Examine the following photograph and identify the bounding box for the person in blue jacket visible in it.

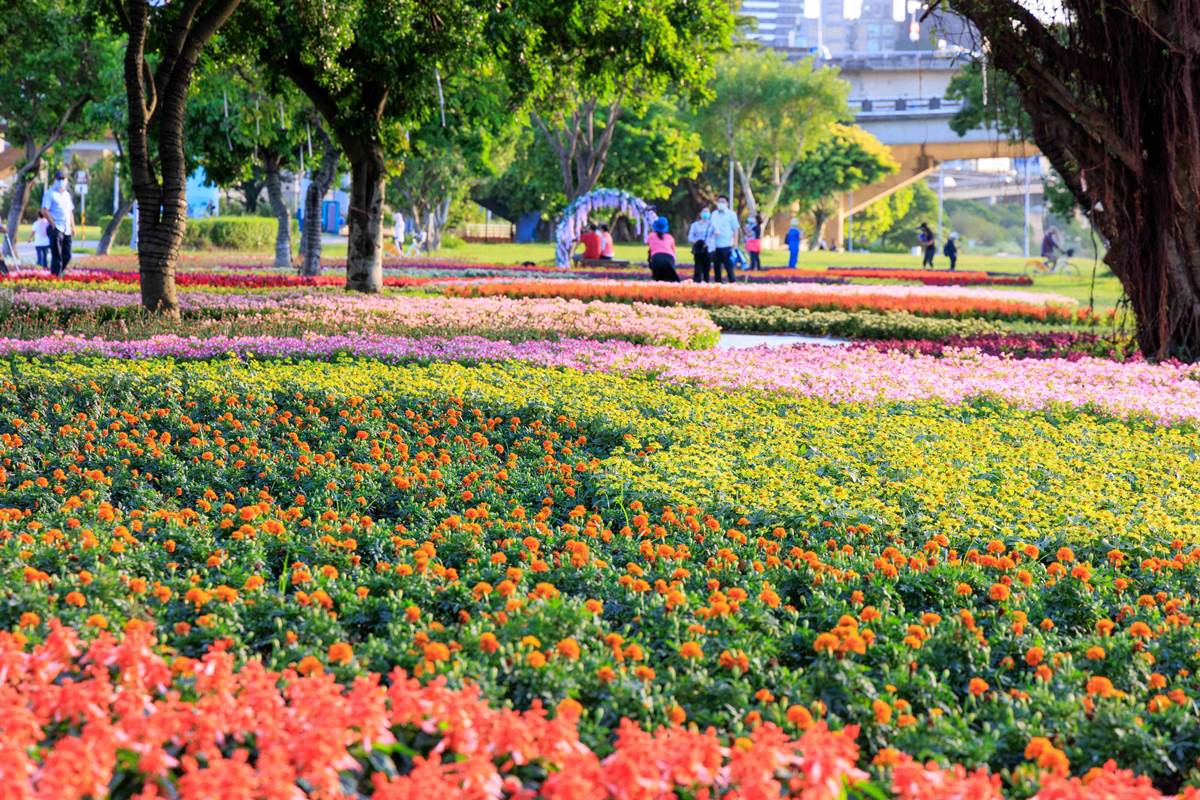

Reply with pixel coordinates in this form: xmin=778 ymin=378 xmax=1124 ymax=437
xmin=785 ymin=218 xmax=802 ymax=268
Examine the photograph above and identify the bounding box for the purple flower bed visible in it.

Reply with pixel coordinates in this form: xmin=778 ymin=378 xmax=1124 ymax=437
xmin=858 ymin=331 xmax=1139 ymax=362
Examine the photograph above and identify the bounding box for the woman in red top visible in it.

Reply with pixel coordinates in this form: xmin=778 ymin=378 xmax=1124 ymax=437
xmin=647 ymin=217 xmax=680 ymax=282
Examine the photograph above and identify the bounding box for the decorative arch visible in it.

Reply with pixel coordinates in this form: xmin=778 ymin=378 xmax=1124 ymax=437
xmin=555 ymin=188 xmax=658 ymax=267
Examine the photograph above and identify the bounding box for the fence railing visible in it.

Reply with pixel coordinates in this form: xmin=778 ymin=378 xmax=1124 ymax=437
xmin=853 ymin=97 xmax=963 ymax=115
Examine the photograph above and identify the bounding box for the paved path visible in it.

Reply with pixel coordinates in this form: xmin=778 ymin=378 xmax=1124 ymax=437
xmin=717 ymin=333 xmax=848 ymax=349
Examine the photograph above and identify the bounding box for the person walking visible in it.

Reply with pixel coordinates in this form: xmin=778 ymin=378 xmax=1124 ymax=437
xmin=392 ymin=212 xmax=407 ymax=254
xmin=745 ymin=213 xmax=763 ymax=271
xmin=30 ymin=209 xmax=51 ymax=269
xmin=687 ymin=209 xmax=713 ymax=282
xmin=42 ymin=171 xmax=75 ymax=276
xmin=709 ymin=195 xmax=739 ymax=283
xmin=647 ymin=217 xmax=680 ymax=282
xmin=599 ymin=224 xmax=615 ymax=260
xmin=917 ymin=222 xmax=936 ymax=269
xmin=785 ymin=218 xmax=802 ymax=269
xmin=943 ymin=231 xmax=958 ymax=271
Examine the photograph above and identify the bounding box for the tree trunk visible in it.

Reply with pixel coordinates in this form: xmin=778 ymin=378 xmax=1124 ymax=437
xmin=3 ymin=141 xmax=39 ymax=259
xmin=240 ymin=176 xmax=263 ymax=214
xmin=344 ymin=144 xmax=385 ymax=292
xmin=95 ymin=197 xmax=135 ymax=255
xmin=263 ymin=152 xmax=292 ymax=269
xmin=123 ymin=0 xmax=242 ymax=315
xmin=299 ymin=126 xmax=338 ymax=276
xmin=810 ymin=207 xmax=830 ymax=249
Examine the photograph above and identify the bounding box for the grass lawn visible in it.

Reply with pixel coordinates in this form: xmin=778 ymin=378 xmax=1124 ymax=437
xmin=422 ymin=241 xmax=1125 ymax=311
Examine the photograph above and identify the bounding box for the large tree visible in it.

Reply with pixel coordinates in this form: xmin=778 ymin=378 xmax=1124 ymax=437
xmin=785 ymin=123 xmax=898 ymax=246
xmin=244 ymin=1 xmax=489 ymax=291
xmin=943 ymin=0 xmax=1200 ymax=359
xmin=528 ymin=0 xmax=733 ymax=206
xmin=187 ymin=64 xmax=309 ymax=267
xmin=114 ymin=0 xmax=243 ymax=314
xmin=696 ymin=49 xmax=849 ymax=221
xmin=476 ymin=99 xmax=703 ymax=227
xmin=0 ymin=0 xmax=114 ymax=257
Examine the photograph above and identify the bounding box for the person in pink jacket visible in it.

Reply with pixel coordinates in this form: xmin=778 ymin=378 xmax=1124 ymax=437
xmin=647 ymin=217 xmax=680 ymax=282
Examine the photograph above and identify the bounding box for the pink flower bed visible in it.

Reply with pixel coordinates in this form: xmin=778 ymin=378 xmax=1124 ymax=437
xmin=7 ymin=333 xmax=1200 ymax=424
xmin=2 ymin=289 xmax=717 ymax=348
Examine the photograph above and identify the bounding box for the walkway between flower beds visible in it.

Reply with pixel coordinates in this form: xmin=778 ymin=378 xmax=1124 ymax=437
xmin=717 ymin=332 xmax=848 ymax=349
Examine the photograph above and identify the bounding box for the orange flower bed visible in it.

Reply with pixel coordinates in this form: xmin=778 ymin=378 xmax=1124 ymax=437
xmin=442 ymin=279 xmax=1080 ymax=323
xmin=3 ymin=623 xmax=1195 ymax=800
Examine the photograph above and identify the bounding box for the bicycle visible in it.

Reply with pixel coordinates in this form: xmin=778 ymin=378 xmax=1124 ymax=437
xmin=1025 ymin=247 xmax=1079 ymax=276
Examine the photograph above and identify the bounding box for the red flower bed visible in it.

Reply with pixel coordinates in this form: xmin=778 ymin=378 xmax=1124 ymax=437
xmin=443 ymin=279 xmax=1082 ymax=323
xmin=822 ymin=268 xmax=1033 ymax=286
xmin=3 ymin=623 xmax=1195 ymax=799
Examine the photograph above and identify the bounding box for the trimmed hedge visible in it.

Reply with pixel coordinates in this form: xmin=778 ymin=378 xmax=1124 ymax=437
xmin=112 ymin=216 xmax=297 ymax=250
xmin=708 ymin=304 xmax=1008 ymax=340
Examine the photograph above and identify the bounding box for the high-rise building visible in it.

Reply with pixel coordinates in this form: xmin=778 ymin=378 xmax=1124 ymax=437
xmin=742 ymin=0 xmax=968 ymax=56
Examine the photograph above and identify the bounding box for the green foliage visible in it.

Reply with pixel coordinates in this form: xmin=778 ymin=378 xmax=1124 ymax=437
xmin=851 ymin=186 xmax=914 ymax=245
xmin=0 ymin=0 xmax=119 ymax=220
xmin=694 ymin=50 xmax=851 ymax=217
xmin=708 ymin=305 xmax=1006 ymax=339
xmin=946 ymin=61 xmax=1030 ymax=140
xmin=114 ymin=216 xmax=297 ymax=250
xmin=786 ymin=124 xmax=898 ymax=209
xmin=881 ymin=182 xmax=939 ymax=249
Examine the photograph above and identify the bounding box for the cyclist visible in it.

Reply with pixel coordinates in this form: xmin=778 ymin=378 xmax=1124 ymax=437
xmin=1040 ymin=227 xmax=1060 ymax=270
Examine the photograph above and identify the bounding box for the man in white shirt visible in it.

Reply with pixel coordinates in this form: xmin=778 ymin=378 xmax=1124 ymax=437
xmin=708 ymin=194 xmax=739 ymax=283
xmin=41 ymin=171 xmax=75 ymax=276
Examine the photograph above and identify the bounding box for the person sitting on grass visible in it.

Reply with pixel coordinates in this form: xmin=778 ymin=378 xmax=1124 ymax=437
xmin=574 ymin=224 xmax=602 ymax=262
xmin=647 ymin=217 xmax=680 ymax=282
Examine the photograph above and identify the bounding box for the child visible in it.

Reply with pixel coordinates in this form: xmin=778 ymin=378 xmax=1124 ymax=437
xmin=31 ymin=209 xmax=51 ymax=268
xmin=943 ymin=232 xmax=958 ymax=271
xmin=647 ymin=217 xmax=680 ymax=282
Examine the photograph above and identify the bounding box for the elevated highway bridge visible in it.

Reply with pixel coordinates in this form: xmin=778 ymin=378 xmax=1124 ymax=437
xmin=773 ymin=49 xmax=1038 ymax=245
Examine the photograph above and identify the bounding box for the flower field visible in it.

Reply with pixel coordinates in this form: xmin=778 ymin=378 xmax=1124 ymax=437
xmin=2 ymin=267 xmax=1198 ymax=798
xmin=442 ymin=278 xmax=1086 ymax=323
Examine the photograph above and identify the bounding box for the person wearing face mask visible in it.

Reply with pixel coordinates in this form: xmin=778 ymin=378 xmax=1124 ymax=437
xmin=42 ymin=171 xmax=76 ymax=276
xmin=708 ymin=195 xmax=739 ymax=283
xmin=687 ymin=209 xmax=714 ymax=282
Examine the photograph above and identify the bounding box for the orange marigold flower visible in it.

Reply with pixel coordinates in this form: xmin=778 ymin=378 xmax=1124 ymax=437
xmin=813 ymin=633 xmax=839 ymax=653
xmin=786 ymin=704 xmax=814 ymax=730
xmin=556 ymin=697 xmax=583 ymax=719
xmin=1085 ymin=645 xmax=1106 ymax=660
xmin=1025 ymin=646 xmax=1044 ymax=667
xmin=526 ymin=651 xmax=547 ymax=668
xmin=678 ymin=641 xmax=704 ymax=659
xmin=596 ymin=666 xmax=617 ymax=683
xmin=1086 ymin=676 xmax=1117 ymax=697
xmin=423 ymin=642 xmax=450 ymax=663
xmin=988 ymin=583 xmax=1010 ymax=602
xmin=872 ymin=699 xmax=892 ymax=725
xmin=327 ymin=642 xmax=353 ymax=665
xmin=668 ymin=704 xmax=687 ymax=725
xmin=296 ymin=655 xmax=323 ymax=676
xmin=18 ymin=612 xmax=39 ymax=627
xmin=65 ymin=591 xmax=86 ymax=607
xmin=1128 ymin=621 xmax=1152 ymax=638
xmin=556 ymin=638 xmax=581 ymax=660
xmin=968 ymin=677 xmax=989 ymax=696
xmin=478 ymin=632 xmax=500 ymax=654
